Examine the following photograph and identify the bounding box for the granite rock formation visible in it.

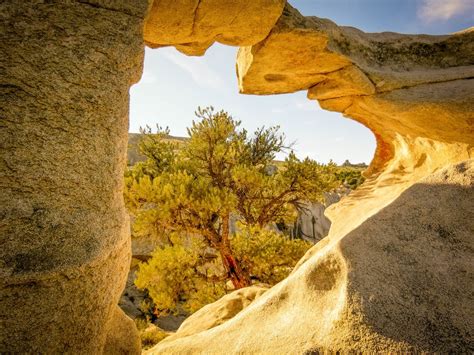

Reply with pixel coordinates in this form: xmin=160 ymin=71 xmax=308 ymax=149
xmin=1 ymin=1 xmax=473 ymax=353
xmin=148 ymin=3 xmax=474 ymax=354
xmin=154 ymin=161 xmax=474 ymax=353
xmin=153 ymin=285 xmax=268 ymax=348
xmin=296 ymin=191 xmax=346 ymax=244
xmin=144 ymin=0 xmax=286 ymax=55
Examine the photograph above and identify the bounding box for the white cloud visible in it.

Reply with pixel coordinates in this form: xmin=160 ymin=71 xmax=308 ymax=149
xmin=417 ymin=0 xmax=474 ymax=23
xmin=161 ymin=49 xmax=224 ymax=89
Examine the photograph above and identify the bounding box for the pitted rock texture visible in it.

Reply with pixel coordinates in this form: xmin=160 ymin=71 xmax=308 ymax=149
xmin=147 ymin=2 xmax=474 ymax=354
xmin=144 ymin=0 xmax=286 ymax=55
xmin=0 ymin=1 xmax=149 ymax=353
xmin=238 ymin=4 xmax=474 ymax=95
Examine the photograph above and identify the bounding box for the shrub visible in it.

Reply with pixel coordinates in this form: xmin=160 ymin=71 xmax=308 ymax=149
xmin=135 ymin=226 xmax=311 ymax=314
xmin=135 ymin=238 xmax=226 ymax=314
xmin=232 ymin=225 xmax=311 ymax=284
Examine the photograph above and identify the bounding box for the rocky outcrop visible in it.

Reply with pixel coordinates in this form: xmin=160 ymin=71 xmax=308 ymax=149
xmin=296 ymin=191 xmax=347 ymax=244
xmin=238 ymin=3 xmax=473 ymax=177
xmin=0 ymin=1 xmax=149 ymax=353
xmin=154 ymin=161 xmax=474 ymax=353
xmin=147 ymin=2 xmax=474 ymax=354
xmin=144 ymin=0 xmax=286 ymax=55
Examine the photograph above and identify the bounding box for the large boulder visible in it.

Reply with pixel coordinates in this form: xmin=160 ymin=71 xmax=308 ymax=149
xmin=152 ymin=161 xmax=474 ymax=353
xmin=150 ymin=285 xmax=268 ymax=350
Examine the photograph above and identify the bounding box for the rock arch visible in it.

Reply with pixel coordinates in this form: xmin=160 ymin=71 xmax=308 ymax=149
xmin=1 ymin=1 xmax=472 ymax=353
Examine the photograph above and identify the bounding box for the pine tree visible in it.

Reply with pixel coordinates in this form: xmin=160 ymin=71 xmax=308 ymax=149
xmin=125 ymin=107 xmax=338 ymax=289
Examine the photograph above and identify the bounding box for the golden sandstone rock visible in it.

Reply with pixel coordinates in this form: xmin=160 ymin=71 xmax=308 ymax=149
xmin=155 ymin=285 xmax=268 ymax=346
xmin=1 ymin=0 xmax=473 ymax=353
xmin=144 ymin=0 xmax=286 ymax=55
xmin=148 ymin=3 xmax=474 ymax=354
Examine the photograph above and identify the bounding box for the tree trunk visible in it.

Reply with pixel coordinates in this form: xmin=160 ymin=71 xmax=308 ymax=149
xmin=219 ymin=213 xmax=251 ymax=289
xmin=219 ymin=246 xmax=251 ymax=289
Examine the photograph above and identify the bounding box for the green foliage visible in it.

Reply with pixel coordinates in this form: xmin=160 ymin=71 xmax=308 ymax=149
xmin=126 ymin=125 xmax=177 ymax=181
xmin=134 ymin=317 xmax=152 ymax=332
xmin=126 ymin=106 xmax=342 ymax=313
xmin=135 ymin=318 xmax=169 ymax=349
xmin=125 ymin=107 xmax=339 ymax=241
xmin=135 ymin=237 xmax=226 ymax=314
xmin=124 ymin=125 xmax=180 ymax=243
xmin=140 ymin=328 xmax=168 ymax=350
xmin=334 ymin=166 xmax=365 ymax=189
xmin=231 ymin=225 xmax=311 ymax=284
xmin=135 ymin=228 xmax=311 ymax=314
xmin=135 ymin=318 xmax=169 ymax=350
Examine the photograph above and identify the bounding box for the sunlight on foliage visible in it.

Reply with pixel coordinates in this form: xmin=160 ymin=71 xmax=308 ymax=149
xmin=134 ymin=319 xmax=169 ymax=350
xmin=135 ymin=237 xmax=226 ymax=314
xmin=135 ymin=229 xmax=311 ymax=314
xmin=231 ymin=225 xmax=311 ymax=284
xmin=126 ymin=106 xmax=364 ymax=315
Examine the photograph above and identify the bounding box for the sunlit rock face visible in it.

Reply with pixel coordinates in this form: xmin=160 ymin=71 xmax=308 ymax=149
xmin=0 ymin=1 xmax=149 ymax=353
xmin=144 ymin=0 xmax=286 ymax=55
xmin=238 ymin=3 xmax=473 ymax=177
xmin=1 ymin=0 xmax=472 ymax=353
xmin=155 ymin=285 xmax=268 ymax=347
xmin=148 ymin=2 xmax=474 ymax=354
xmin=154 ymin=162 xmax=474 ymax=354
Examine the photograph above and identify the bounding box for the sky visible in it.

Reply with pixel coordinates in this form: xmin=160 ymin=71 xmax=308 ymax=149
xmin=129 ymin=0 xmax=473 ymax=164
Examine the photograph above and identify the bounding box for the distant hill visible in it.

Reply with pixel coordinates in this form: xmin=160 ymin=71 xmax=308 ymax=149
xmin=127 ymin=133 xmax=187 ymax=166
xmin=341 ymin=159 xmax=368 ymax=169
xmin=127 ymin=133 xmax=368 ymax=168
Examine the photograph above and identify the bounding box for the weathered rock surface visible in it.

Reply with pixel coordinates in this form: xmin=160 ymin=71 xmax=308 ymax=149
xmin=148 ymin=2 xmax=474 ymax=354
xmin=0 ymin=1 xmax=149 ymax=353
xmin=104 ymin=306 xmax=141 ymax=355
xmin=153 ymin=161 xmax=474 ymax=353
xmin=296 ymin=191 xmax=347 ymax=244
xmin=144 ymin=0 xmax=286 ymax=55
xmin=238 ymin=4 xmax=474 ymax=96
xmin=2 ymin=0 xmax=473 ymax=353
xmin=149 ymin=285 xmax=268 ymax=350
